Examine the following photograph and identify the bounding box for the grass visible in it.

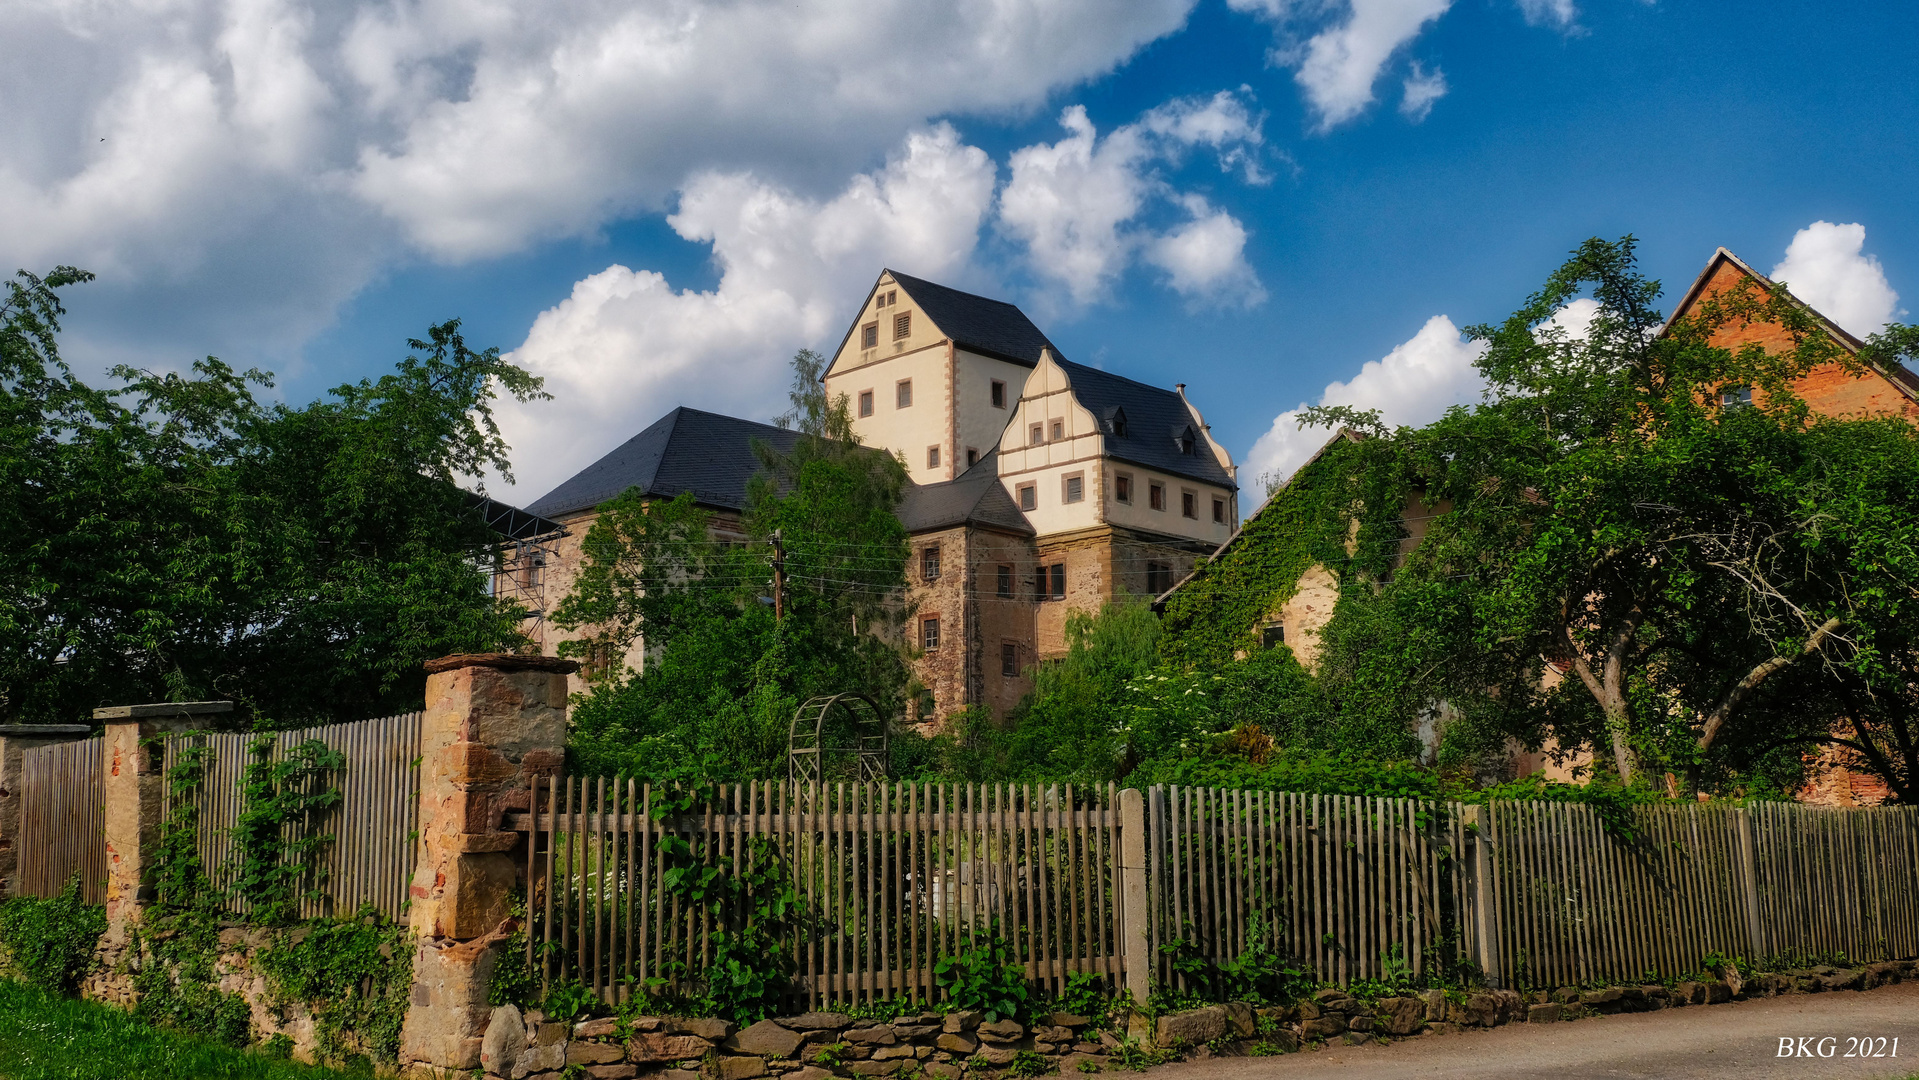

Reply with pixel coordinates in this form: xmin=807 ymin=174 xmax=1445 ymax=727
xmin=0 ymin=980 xmax=363 ymax=1080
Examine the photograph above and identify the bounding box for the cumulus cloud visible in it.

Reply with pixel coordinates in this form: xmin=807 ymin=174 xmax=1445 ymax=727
xmin=998 ymin=93 xmax=1265 ymax=305
xmin=1228 ymin=0 xmax=1451 ymax=130
xmin=1770 ymin=221 xmax=1904 ymax=339
xmin=0 ymin=0 xmax=1197 ymax=374
xmin=1399 ymin=61 xmax=1447 ymax=122
xmin=1515 ymin=0 xmax=1580 ymax=30
xmin=1244 ymin=314 xmax=1486 ymax=488
xmin=494 ymin=125 xmax=997 ymax=499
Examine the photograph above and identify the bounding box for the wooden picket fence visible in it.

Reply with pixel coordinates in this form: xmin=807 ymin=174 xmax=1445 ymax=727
xmin=515 ymin=779 xmax=1919 ymax=1007
xmin=15 ymin=738 xmax=106 ymax=903
xmin=160 ymin=713 xmax=423 ymax=920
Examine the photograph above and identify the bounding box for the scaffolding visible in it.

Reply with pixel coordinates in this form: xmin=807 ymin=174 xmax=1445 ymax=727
xmin=471 ymin=494 xmax=570 ymax=641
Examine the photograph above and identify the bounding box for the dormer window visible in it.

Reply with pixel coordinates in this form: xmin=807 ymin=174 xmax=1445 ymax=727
xmin=1102 ymin=406 xmax=1127 ymax=437
xmin=1177 ymin=428 xmax=1196 ymax=455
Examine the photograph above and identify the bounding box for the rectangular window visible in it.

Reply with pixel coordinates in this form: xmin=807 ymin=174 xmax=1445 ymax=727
xmin=927 ymin=446 xmax=941 ymax=469
xmin=991 ymin=380 xmax=1006 ymax=408
xmin=1146 ymin=561 xmax=1171 ymax=595
xmin=1048 ymin=563 xmax=1066 ymax=600
xmin=1063 ymin=474 xmax=1083 ymax=503
xmin=1017 ymin=483 xmax=1037 ymax=511
xmin=1001 ymin=642 xmax=1018 ymax=678
xmin=996 ymin=564 xmax=1013 ymax=598
xmin=1721 ymin=385 xmax=1754 ymax=409
xmin=887 ymin=289 xmax=897 ymax=306
xmin=966 ymin=447 xmax=979 ymax=467
xmin=861 ymin=323 xmax=878 ymax=349
xmin=921 ymin=545 xmax=941 ymax=581
xmin=897 ymin=380 xmax=912 ymax=408
xmin=1050 ymin=420 xmax=1064 ymax=441
xmin=1115 ymin=474 xmax=1132 ymax=503
xmin=1261 ymin=624 xmax=1285 ymax=649
xmin=1029 ymin=423 xmax=1044 ymax=446
xmin=1182 ymin=491 xmax=1197 ymax=519
xmin=858 ymin=390 xmax=873 ymax=417
xmin=894 ymin=312 xmax=911 ymax=339
xmin=1213 ymin=497 xmax=1226 ymax=523
xmin=922 ymin=616 xmax=940 ymax=651
xmin=1149 ymin=482 xmax=1165 ymax=511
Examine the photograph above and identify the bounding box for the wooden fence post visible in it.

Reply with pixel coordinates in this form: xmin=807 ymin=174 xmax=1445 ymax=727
xmin=1117 ymin=786 xmax=1152 ymax=1006
xmin=1734 ymin=807 xmax=1766 ymax=961
xmin=1465 ymin=804 xmax=1502 ymax=988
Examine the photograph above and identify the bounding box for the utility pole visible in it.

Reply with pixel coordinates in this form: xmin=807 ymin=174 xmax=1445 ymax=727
xmin=770 ymin=529 xmax=785 ymax=622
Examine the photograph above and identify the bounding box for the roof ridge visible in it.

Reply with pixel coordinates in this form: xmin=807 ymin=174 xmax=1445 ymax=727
xmin=1056 ymin=356 xmax=1183 ymax=397
xmin=885 ymin=268 xmax=1028 ymax=311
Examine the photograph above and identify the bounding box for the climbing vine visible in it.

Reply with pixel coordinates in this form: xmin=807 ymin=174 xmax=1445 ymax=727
xmin=255 ymin=908 xmax=414 ymax=1068
xmin=231 ymin=736 xmax=345 ymax=925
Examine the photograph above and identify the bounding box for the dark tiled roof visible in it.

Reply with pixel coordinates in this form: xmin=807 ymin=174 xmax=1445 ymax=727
xmin=525 ymin=407 xmax=799 ymax=518
xmin=885 ymin=270 xmax=1060 ymax=367
xmin=1058 ymin=359 xmax=1236 ymax=490
xmin=897 ymin=453 xmax=1034 ymax=536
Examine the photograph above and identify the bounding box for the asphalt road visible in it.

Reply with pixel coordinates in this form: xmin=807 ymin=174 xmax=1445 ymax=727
xmin=1149 ymin=982 xmax=1919 ymax=1080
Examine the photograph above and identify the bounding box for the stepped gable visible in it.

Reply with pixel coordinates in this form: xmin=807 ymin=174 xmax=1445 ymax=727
xmin=526 ymin=406 xmax=800 ymax=518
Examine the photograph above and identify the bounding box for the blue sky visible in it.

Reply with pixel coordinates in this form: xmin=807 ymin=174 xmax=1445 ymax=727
xmin=7 ymin=0 xmax=1916 ymax=501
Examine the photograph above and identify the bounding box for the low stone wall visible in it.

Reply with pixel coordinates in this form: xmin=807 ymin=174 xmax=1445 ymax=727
xmin=477 ymin=959 xmax=1919 ymax=1080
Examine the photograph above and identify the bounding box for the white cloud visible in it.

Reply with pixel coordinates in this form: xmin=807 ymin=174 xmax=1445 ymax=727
xmin=1145 ymin=195 xmax=1266 ymax=307
xmin=998 ymin=93 xmax=1265 ymax=305
xmin=1244 ymin=314 xmax=1485 ymax=486
xmin=1770 ymin=221 xmax=1903 ymax=339
xmin=0 ymin=0 xmax=1198 ymax=374
xmin=494 ymin=125 xmax=997 ymax=498
xmin=1296 ymin=0 xmax=1452 ymax=130
xmin=1515 ymin=0 xmax=1580 ymax=30
xmin=1399 ymin=61 xmax=1447 ymax=122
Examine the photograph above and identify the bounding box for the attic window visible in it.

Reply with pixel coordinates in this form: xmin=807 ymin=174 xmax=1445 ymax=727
xmin=1050 ymin=420 xmax=1064 ymax=441
xmin=1721 ymin=385 xmax=1754 ymax=410
xmin=894 ymin=312 xmax=911 ymax=340
xmin=861 ymin=323 xmax=878 ymax=349
xmin=1112 ymin=411 xmax=1127 ymax=437
xmin=875 ymin=289 xmax=896 ymax=310
xmin=1029 ymin=423 xmax=1044 ymax=446
xmin=1178 ymin=430 xmax=1196 ymax=455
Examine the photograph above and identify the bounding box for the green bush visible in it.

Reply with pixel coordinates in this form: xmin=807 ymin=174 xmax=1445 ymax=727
xmin=934 ymin=929 xmax=1029 ymax=1022
xmin=0 ymin=878 xmax=105 ymax=994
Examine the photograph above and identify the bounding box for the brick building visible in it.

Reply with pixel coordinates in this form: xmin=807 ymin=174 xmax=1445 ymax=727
xmin=507 ymin=270 xmax=1239 ymax=722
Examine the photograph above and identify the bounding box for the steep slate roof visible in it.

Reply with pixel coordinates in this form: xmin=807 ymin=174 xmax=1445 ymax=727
xmin=1058 ymin=358 xmax=1237 ymax=490
xmin=832 ymin=270 xmax=1062 ymax=369
xmin=1666 ymin=247 xmax=1919 ymax=403
xmin=526 ymin=406 xmax=800 ymax=518
xmin=897 ymin=453 xmax=1034 ymax=536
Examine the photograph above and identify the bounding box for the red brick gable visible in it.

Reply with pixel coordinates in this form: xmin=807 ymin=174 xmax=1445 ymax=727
xmin=1665 ymin=248 xmax=1919 ymax=424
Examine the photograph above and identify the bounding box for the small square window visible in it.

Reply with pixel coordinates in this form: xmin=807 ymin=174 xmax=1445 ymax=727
xmin=1182 ymin=491 xmax=1197 ymax=519
xmin=922 ymin=616 xmax=940 ymax=651
xmin=1001 ymin=642 xmax=1018 ymax=678
xmin=875 ymin=295 xmax=885 ymax=311
xmin=887 ymin=289 xmax=897 ymax=306
xmin=966 ymin=447 xmax=979 ymax=467
xmin=991 ymin=380 xmax=1006 ymax=408
xmin=1213 ymin=498 xmax=1226 ymax=523
xmin=894 ymin=312 xmax=911 ymax=339
xmin=861 ymin=323 xmax=878 ymax=349
xmin=1149 ymin=483 xmax=1165 ymax=511
xmin=927 ymin=446 xmax=941 ymax=469
xmin=897 ymin=380 xmax=913 ymax=408
xmin=1017 ymin=484 xmax=1037 ymax=511
xmin=1063 ymin=475 xmax=1083 ymax=503
xmin=858 ymin=390 xmax=873 ymax=417
xmin=1050 ymin=420 xmax=1064 ymax=441
xmin=996 ymin=564 xmax=1013 ymax=598
xmin=1048 ymin=564 xmax=1065 ymax=600
xmin=1115 ymin=474 xmax=1132 ymax=503
xmin=922 ymin=545 xmax=941 ymax=581
xmin=1029 ymin=424 xmax=1044 ymax=446
xmin=1261 ymin=624 xmax=1285 ymax=649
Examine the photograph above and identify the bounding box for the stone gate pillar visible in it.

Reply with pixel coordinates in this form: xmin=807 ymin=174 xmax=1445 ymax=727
xmin=95 ymin=701 xmax=232 ymax=943
xmin=0 ymin=724 xmax=93 ymax=897
xmin=401 ymin=653 xmax=573 ymax=1075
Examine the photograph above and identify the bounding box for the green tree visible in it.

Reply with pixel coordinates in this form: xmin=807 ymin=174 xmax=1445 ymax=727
xmin=0 ymin=267 xmax=543 ymax=725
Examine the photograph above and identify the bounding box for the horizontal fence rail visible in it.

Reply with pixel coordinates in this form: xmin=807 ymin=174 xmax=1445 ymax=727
xmin=16 ymin=737 xmax=106 ymax=904
xmin=517 ymin=780 xmax=1919 ymax=1008
xmin=161 ymin=713 xmax=423 ymax=920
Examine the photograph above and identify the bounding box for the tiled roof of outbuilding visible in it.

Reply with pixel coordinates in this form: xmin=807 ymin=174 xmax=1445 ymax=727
xmin=897 ymin=453 xmax=1034 ymax=536
xmin=525 ymin=407 xmax=800 ymax=518
xmin=1058 ymin=359 xmax=1236 ymax=490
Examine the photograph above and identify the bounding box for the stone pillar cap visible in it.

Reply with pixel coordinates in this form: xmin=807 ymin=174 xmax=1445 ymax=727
xmin=423 ymin=653 xmax=580 ymax=675
xmin=92 ymin=701 xmax=233 ymax=720
xmin=0 ymin=724 xmax=94 ymax=737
